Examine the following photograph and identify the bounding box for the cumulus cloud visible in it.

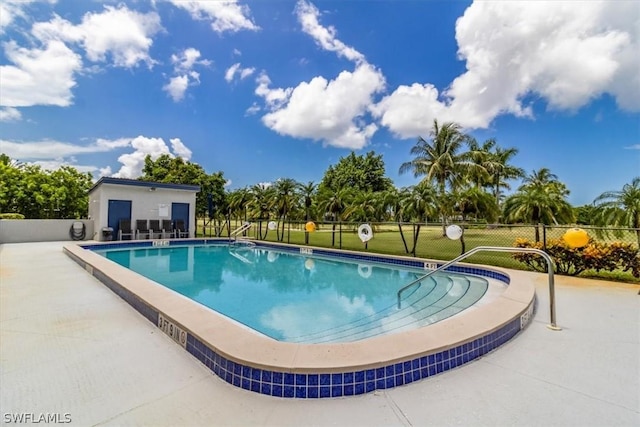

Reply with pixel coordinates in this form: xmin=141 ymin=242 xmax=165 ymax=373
xmin=112 ymin=136 xmax=193 ymax=178
xmin=295 ymin=0 xmax=364 ymax=63
xmin=1 ymin=135 xmax=193 ymax=179
xmin=224 ymin=62 xmax=255 ymax=83
xmin=163 ymin=48 xmax=210 ymax=101
xmin=0 ymin=0 xmax=57 ymax=34
xmin=169 ymin=0 xmax=259 ymax=33
xmin=373 ymin=1 xmax=640 ymax=138
xmin=32 ymin=5 xmax=163 ymax=68
xmin=254 ymin=0 xmax=385 ymax=149
xmin=0 ymin=40 xmax=82 ymax=108
xmin=163 ymin=75 xmax=190 ymax=102
xmin=0 ymin=107 xmax=22 ymax=122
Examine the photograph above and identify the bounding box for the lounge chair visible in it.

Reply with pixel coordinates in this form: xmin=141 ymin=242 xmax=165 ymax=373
xmin=149 ymin=219 xmax=161 ymax=239
xmin=174 ymin=219 xmax=189 ymax=238
xmin=136 ymin=219 xmax=150 ymax=240
xmin=118 ymin=219 xmax=134 ymax=240
xmin=161 ymin=219 xmax=174 ymax=239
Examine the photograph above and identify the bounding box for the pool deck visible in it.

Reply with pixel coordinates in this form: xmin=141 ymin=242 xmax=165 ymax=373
xmin=1 ymin=241 xmax=638 ymax=426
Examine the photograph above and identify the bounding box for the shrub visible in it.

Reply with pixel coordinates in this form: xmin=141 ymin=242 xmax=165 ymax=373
xmin=513 ymin=238 xmax=639 ymax=278
xmin=0 ymin=213 xmax=25 ymax=219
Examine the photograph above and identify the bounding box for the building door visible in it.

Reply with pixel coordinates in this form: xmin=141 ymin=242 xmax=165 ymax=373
xmin=108 ymin=200 xmax=132 ymax=238
xmin=171 ymin=202 xmax=190 ymax=234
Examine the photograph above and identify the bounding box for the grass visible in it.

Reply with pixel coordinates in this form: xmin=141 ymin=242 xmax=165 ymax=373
xmin=196 ymin=219 xmax=639 ymax=284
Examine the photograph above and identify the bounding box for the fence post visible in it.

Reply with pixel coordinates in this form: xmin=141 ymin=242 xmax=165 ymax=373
xmin=542 ymin=224 xmax=547 ymax=250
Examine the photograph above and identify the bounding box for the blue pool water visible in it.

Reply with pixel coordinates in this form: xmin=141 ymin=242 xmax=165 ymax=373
xmin=96 ymin=244 xmax=489 ymax=343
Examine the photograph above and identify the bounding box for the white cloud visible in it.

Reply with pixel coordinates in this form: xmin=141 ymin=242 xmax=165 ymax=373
xmin=624 ymin=144 xmax=640 ymax=150
xmin=170 ymin=138 xmax=192 ymax=160
xmin=255 ymin=2 xmax=384 ymax=150
xmin=171 ymin=47 xmax=211 ymax=72
xmin=295 ymin=0 xmax=364 ymax=63
xmin=164 ymin=48 xmax=210 ymax=102
xmin=0 ymin=107 xmax=22 ymax=122
xmin=32 ymin=5 xmax=163 ymax=68
xmin=169 ymin=0 xmax=259 ymax=33
xmin=112 ymin=136 xmax=193 ymax=178
xmin=0 ymin=0 xmax=57 ymax=34
xmin=259 ymin=64 xmax=384 ymax=149
xmin=373 ymin=1 xmax=640 ymax=138
xmin=225 ymin=62 xmax=255 ymax=83
xmin=1 ymin=135 xmax=193 ymax=179
xmin=163 ymin=75 xmax=190 ymax=102
xmin=0 ymin=138 xmax=112 ymax=159
xmin=0 ymin=40 xmax=82 ymax=107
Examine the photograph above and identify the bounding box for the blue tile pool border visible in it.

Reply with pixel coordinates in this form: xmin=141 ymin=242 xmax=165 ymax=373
xmin=68 ymin=239 xmax=535 ymax=399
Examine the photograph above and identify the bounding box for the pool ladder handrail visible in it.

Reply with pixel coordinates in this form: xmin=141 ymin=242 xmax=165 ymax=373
xmin=229 ymin=222 xmax=252 ymax=241
xmin=396 ymin=246 xmax=560 ymax=331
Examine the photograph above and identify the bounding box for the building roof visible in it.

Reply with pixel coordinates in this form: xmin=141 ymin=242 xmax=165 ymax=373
xmin=88 ymin=177 xmax=200 ymax=194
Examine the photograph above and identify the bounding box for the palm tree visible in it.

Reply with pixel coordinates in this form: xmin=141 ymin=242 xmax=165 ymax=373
xmin=228 ymin=187 xmax=251 ymax=225
xmin=248 ymin=183 xmax=274 ymax=239
xmin=399 ymin=119 xmax=470 ymax=235
xmin=593 ymin=177 xmax=640 ymax=245
xmin=401 ymin=183 xmax=438 ymax=255
xmin=297 ymin=181 xmax=317 ymax=221
xmin=487 ymin=145 xmax=525 ymax=208
xmin=503 ymin=168 xmax=574 ymax=241
xmin=381 ymin=187 xmax=411 ymax=253
xmin=273 ymin=178 xmax=299 ymax=241
xmin=343 ymin=191 xmax=380 ymax=222
xmin=453 ymin=185 xmax=500 ymax=223
xmin=317 ymin=187 xmax=353 ymax=246
xmin=466 ymin=137 xmax=495 ymax=188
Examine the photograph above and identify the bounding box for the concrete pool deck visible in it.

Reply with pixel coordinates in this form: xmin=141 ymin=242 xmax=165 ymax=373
xmin=1 ymin=241 xmax=638 ymax=426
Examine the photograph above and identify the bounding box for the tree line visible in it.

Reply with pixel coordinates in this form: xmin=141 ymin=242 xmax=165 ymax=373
xmin=1 ymin=120 xmax=638 ymax=242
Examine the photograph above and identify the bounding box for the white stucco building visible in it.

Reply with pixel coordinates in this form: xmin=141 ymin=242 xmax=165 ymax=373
xmin=88 ymin=178 xmax=200 ymax=241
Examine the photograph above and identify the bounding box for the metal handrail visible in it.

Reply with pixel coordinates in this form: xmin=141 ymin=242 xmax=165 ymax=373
xmin=229 ymin=222 xmax=252 ymax=240
xmin=396 ymin=246 xmax=560 ymax=331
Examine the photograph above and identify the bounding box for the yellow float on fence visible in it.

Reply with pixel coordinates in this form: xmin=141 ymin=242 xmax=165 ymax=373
xmin=305 ymin=221 xmax=316 ymax=232
xmin=563 ymin=228 xmax=589 ymax=248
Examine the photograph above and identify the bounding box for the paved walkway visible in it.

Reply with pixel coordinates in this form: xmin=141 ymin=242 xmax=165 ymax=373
xmin=1 ymin=242 xmax=638 ymax=426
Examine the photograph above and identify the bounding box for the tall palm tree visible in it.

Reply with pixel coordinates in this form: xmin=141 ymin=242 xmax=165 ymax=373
xmin=401 ymin=183 xmax=438 ymax=255
xmin=273 ymin=178 xmax=299 ymax=241
xmin=228 ymin=187 xmax=251 ymax=224
xmin=503 ymin=168 xmax=574 ymax=241
xmin=593 ymin=177 xmax=640 ymax=245
xmin=466 ymin=137 xmax=495 ymax=189
xmin=343 ymin=191 xmax=380 ymax=222
xmin=297 ymin=181 xmax=317 ymax=221
xmin=317 ymin=187 xmax=353 ymax=246
xmin=399 ymin=119 xmax=470 ymax=235
xmin=381 ymin=187 xmax=411 ymax=253
xmin=248 ymin=183 xmax=275 ymax=239
xmin=453 ymin=185 xmax=500 ymax=223
xmin=487 ymin=145 xmax=525 ymax=207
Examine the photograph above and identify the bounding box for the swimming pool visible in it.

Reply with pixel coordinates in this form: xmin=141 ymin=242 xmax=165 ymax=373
xmin=94 ymin=245 xmax=491 ymax=343
xmin=64 ymin=239 xmax=535 ymax=398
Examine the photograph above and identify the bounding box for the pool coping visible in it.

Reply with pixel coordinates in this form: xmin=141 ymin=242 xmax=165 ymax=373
xmin=63 ymin=239 xmax=535 ymax=398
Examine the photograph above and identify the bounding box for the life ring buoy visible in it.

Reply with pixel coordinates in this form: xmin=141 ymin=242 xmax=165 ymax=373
xmin=267 ymin=221 xmax=277 ymax=231
xmin=358 ymin=264 xmax=372 ymax=279
xmin=357 ymin=224 xmax=373 ymax=243
xmin=305 ymin=221 xmax=316 ymax=232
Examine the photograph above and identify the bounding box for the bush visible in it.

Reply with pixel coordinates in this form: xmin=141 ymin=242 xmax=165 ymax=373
xmin=513 ymin=238 xmax=639 ymax=278
xmin=0 ymin=213 xmax=25 ymax=219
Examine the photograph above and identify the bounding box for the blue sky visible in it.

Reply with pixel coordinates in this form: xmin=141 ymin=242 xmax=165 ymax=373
xmin=1 ymin=0 xmax=638 ymax=206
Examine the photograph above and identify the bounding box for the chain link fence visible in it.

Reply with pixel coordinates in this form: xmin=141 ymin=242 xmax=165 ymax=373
xmin=199 ymin=219 xmax=639 ymax=281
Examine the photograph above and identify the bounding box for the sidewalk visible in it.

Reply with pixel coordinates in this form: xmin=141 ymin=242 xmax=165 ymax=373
xmin=1 ymin=242 xmax=638 ymax=426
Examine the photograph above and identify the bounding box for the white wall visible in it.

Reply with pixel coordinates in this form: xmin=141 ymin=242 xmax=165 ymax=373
xmin=0 ymin=220 xmax=94 ymax=243
xmin=89 ymin=183 xmax=197 ymax=240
